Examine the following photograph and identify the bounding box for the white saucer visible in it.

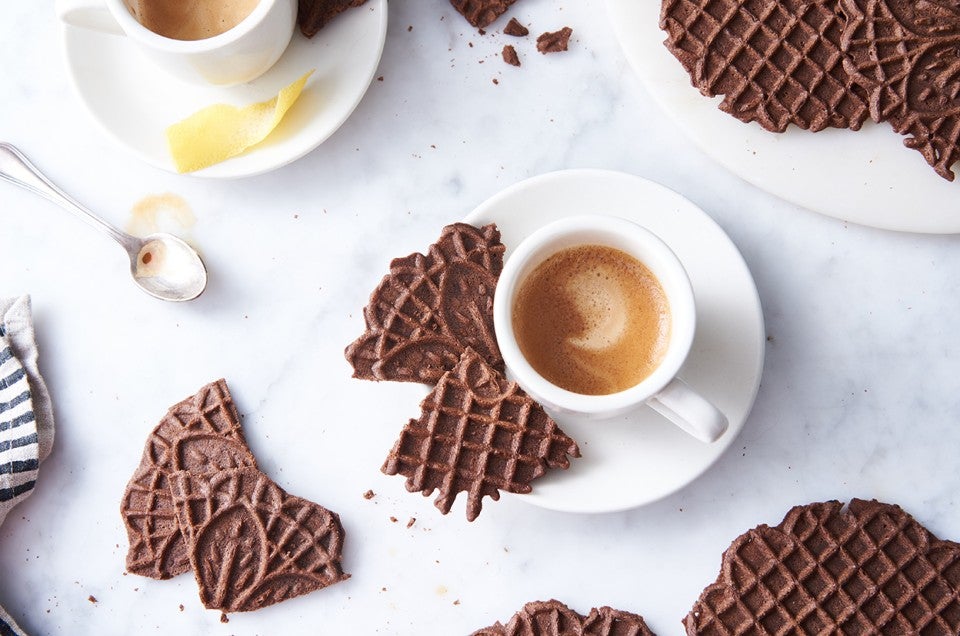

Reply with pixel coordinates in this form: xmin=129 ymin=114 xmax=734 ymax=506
xmin=606 ymin=0 xmax=960 ymax=234
xmin=61 ymin=1 xmax=387 ymax=178
xmin=464 ymin=170 xmax=765 ymax=514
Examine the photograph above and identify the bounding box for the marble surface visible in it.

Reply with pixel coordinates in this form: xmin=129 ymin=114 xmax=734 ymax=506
xmin=1 ymin=1 xmax=959 ymax=635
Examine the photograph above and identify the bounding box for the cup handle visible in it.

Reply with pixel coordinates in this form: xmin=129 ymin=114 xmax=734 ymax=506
xmin=56 ymin=0 xmax=125 ymax=35
xmin=646 ymin=377 xmax=728 ymax=443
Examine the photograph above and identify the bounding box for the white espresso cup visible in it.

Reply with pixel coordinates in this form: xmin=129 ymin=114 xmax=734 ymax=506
xmin=56 ymin=0 xmax=297 ymax=86
xmin=493 ymin=215 xmax=728 ymax=443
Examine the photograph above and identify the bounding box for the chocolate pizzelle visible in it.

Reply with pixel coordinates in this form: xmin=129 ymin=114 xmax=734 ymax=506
xmin=345 ymin=222 xmax=505 ymax=385
xmin=382 ymin=348 xmax=580 ymax=521
xmin=660 ymin=0 xmax=869 ymax=132
xmin=121 ymin=379 xmax=256 ymax=580
xmin=840 ymin=0 xmax=960 ymax=180
xmin=170 ymin=467 xmax=348 ymax=613
xmin=685 ymin=499 xmax=960 ymax=634
xmin=297 ymin=0 xmax=368 ymax=38
xmin=472 ymin=599 xmax=656 ymax=636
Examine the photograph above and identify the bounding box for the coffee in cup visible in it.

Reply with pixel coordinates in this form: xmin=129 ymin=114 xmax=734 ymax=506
xmin=493 ymin=215 xmax=728 ymax=443
xmin=512 ymin=244 xmax=670 ymax=396
xmin=123 ymin=0 xmax=260 ymax=40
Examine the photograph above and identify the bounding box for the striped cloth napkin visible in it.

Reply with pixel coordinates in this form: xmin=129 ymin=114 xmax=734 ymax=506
xmin=0 ymin=296 xmax=55 ymax=636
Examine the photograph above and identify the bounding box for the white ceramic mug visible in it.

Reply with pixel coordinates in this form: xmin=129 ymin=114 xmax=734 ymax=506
xmin=493 ymin=215 xmax=728 ymax=443
xmin=56 ymin=0 xmax=297 ymax=86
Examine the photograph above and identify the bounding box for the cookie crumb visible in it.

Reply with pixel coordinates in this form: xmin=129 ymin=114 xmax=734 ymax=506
xmin=504 ymin=18 xmax=528 ymax=37
xmin=537 ymin=27 xmax=572 ymax=54
xmin=179 ymin=604 xmax=184 ymax=612
xmin=493 ymin=78 xmax=499 ymax=85
xmin=390 ymin=516 xmax=398 ymax=523
xmin=220 ymin=613 xmax=229 ymax=624
xmin=502 ymin=44 xmax=520 ymax=67
xmin=363 ymin=489 xmax=375 ymax=500
xmin=406 ymin=517 xmax=416 ymax=528
xmin=88 ymin=596 xmax=97 ymax=604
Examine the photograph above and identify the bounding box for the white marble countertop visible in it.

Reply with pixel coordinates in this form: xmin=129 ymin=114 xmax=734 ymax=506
xmin=2 ymin=1 xmax=960 ymax=635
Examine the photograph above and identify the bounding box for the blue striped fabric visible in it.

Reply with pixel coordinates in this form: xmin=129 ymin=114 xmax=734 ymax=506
xmin=0 ymin=335 xmax=37 ymax=515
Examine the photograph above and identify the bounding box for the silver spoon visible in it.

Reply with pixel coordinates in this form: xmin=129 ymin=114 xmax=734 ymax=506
xmin=0 ymin=142 xmax=207 ymax=302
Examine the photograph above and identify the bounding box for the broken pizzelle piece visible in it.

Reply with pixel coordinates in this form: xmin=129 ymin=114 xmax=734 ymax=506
xmin=839 ymin=0 xmax=960 ymax=181
xmin=381 ymin=348 xmax=580 ymax=521
xmin=297 ymin=0 xmax=368 ymax=38
xmin=121 ymin=379 xmax=257 ymax=580
xmin=536 ymin=27 xmax=572 ymax=54
xmin=471 ymin=599 xmax=656 ymax=635
xmin=685 ymin=499 xmax=960 ymax=634
xmin=344 ymin=222 xmax=505 ymax=385
xmin=170 ymin=466 xmax=349 ymax=612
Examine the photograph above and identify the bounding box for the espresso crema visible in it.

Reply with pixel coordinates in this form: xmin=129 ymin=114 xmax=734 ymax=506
xmin=124 ymin=0 xmax=260 ymax=41
xmin=512 ymin=244 xmax=671 ymax=395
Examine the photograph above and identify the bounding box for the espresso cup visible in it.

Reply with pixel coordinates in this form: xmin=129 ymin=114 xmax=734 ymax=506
xmin=493 ymin=215 xmax=728 ymax=443
xmin=56 ymin=0 xmax=297 ymax=86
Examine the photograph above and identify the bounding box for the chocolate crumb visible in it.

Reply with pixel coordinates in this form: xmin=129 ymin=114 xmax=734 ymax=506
xmin=407 ymin=25 xmax=413 ymax=31
xmin=220 ymin=613 xmax=229 ymax=624
xmin=406 ymin=517 xmax=416 ymax=528
xmin=363 ymin=489 xmax=375 ymax=500
xmin=503 ymin=18 xmax=528 ymax=37
xmin=537 ymin=27 xmax=572 ymax=54
xmin=493 ymin=78 xmax=499 ymax=85
xmin=377 ymin=76 xmax=384 ymax=82
xmin=454 ymin=599 xmax=461 ymax=605
xmin=449 ymin=0 xmax=516 ymax=29
xmin=502 ymin=44 xmax=520 ymax=67
xmin=88 ymin=596 xmax=98 ymax=604
xmin=179 ymin=604 xmax=184 ymax=612
xmin=390 ymin=516 xmax=398 ymax=523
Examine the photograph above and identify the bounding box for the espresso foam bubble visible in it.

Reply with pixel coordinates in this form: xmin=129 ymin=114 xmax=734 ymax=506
xmin=125 ymin=0 xmax=260 ymax=41
xmin=512 ymin=245 xmax=670 ymax=395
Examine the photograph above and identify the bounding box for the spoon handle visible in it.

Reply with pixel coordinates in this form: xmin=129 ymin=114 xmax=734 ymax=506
xmin=0 ymin=142 xmax=139 ymax=254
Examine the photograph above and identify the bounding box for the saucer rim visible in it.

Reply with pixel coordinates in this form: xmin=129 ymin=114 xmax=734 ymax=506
xmin=59 ymin=0 xmax=388 ymax=179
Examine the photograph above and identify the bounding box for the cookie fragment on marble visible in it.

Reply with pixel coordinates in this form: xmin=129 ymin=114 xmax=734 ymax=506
xmin=660 ymin=0 xmax=869 ymax=133
xmin=450 ymin=0 xmax=517 ymax=29
xmin=502 ymin=45 xmax=521 ymax=67
xmin=503 ymin=17 xmax=528 ymax=37
xmin=344 ymin=222 xmax=505 ymax=385
xmin=382 ymin=348 xmax=580 ymax=521
xmin=297 ymin=0 xmax=368 ymax=38
xmin=121 ymin=379 xmax=257 ymax=580
xmin=685 ymin=498 xmax=960 ymax=634
xmin=536 ymin=27 xmax=572 ymax=54
xmin=471 ymin=599 xmax=656 ymax=635
xmin=170 ymin=466 xmax=349 ymax=612
xmin=840 ymin=0 xmax=960 ymax=180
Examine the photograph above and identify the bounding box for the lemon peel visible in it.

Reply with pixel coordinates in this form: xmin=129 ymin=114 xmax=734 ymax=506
xmin=166 ymin=70 xmax=313 ymax=173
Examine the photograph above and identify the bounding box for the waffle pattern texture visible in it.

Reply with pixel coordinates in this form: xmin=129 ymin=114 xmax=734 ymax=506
xmin=382 ymin=348 xmax=580 ymax=521
xmin=345 ymin=222 xmax=504 ymax=385
xmin=661 ymin=0 xmax=869 ymax=132
xmin=121 ymin=379 xmax=257 ymax=579
xmin=685 ymin=499 xmax=960 ymax=635
xmin=472 ymin=599 xmax=656 ymax=636
xmin=171 ymin=466 xmax=348 ymax=612
xmin=840 ymin=0 xmax=960 ymax=180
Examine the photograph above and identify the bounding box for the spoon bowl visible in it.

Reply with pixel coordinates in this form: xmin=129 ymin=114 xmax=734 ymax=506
xmin=0 ymin=142 xmax=208 ymax=302
xmin=132 ymin=234 xmax=207 ymax=301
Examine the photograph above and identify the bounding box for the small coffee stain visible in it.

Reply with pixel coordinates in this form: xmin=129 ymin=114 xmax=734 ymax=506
xmin=128 ymin=193 xmax=196 ymax=238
